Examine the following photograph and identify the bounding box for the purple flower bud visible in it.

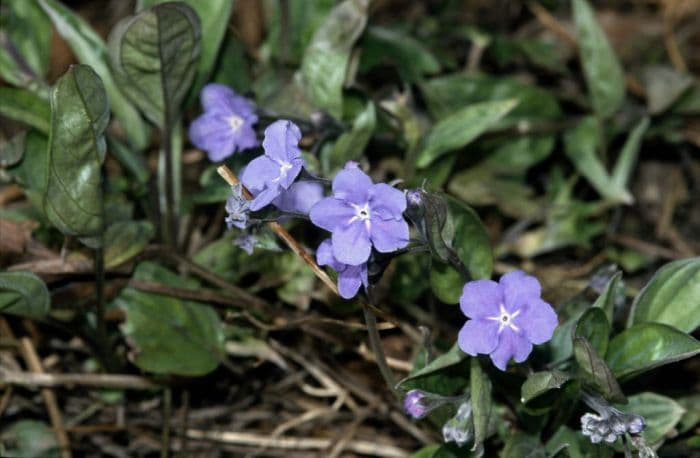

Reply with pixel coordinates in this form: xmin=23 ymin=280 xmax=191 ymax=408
xmin=234 ymin=235 xmax=256 ymax=254
xmin=403 ymin=389 xmax=430 ymax=419
xmin=627 ymin=415 xmax=646 ymax=434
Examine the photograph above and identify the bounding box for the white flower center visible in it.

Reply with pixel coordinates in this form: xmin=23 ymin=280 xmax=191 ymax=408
xmin=228 ymin=114 xmax=244 ymax=132
xmin=349 ymin=203 xmax=372 ymax=230
xmin=487 ymin=304 xmax=521 ymax=333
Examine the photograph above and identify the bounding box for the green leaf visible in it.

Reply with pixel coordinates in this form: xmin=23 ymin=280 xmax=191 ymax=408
xmin=1 ymin=0 xmax=51 ymax=78
xmin=114 ymin=262 xmax=225 ymax=376
xmin=1 ymin=420 xmax=59 ymax=458
xmin=104 ymin=221 xmax=155 ymax=268
xmin=616 ymin=393 xmax=685 ymax=445
xmin=321 ymin=100 xmax=376 ymax=174
xmin=573 ymin=337 xmax=626 ymax=403
xmin=429 ymin=196 xmax=493 ymax=304
xmin=0 ymin=130 xmax=27 ymax=167
xmin=106 ymin=137 xmax=150 ymax=185
xmin=564 ymin=116 xmax=631 ymax=203
xmin=0 ymin=271 xmax=50 ymax=319
xmin=410 ymin=445 xmax=442 ymax=458
xmin=38 ymin=0 xmax=150 ymax=150
xmin=43 ymin=65 xmax=108 ymax=244
xmin=109 ymin=2 xmax=201 ymax=129
xmin=5 ymin=131 xmax=48 ymax=210
xmin=420 ymin=73 xmax=561 ymax=122
xmin=572 ymin=0 xmax=625 ymax=118
xmin=628 ymin=257 xmax=700 ymax=333
xmin=500 ymin=432 xmax=546 ymax=458
xmin=137 ymin=0 xmax=235 ymax=105
xmin=545 ymin=426 xmax=614 ymax=458
xmin=521 ymin=370 xmax=571 ymax=405
xmin=677 ymin=394 xmax=700 ymax=434
xmin=416 ymin=99 xmax=518 ymax=168
xmin=642 ymin=65 xmax=695 ymax=114
xmin=0 ymin=86 xmax=50 ymax=134
xmin=470 ymin=358 xmax=492 ymax=455
xmin=591 ymin=271 xmax=622 ymax=323
xmin=574 ymin=308 xmax=610 ymax=356
xmin=397 ymin=343 xmax=467 ymax=389
xmin=610 ymin=118 xmax=649 ymax=192
xmin=605 ymin=322 xmax=700 ymax=380
xmin=359 ymin=26 xmax=440 ymax=82
xmin=298 ymin=0 xmax=368 ymax=118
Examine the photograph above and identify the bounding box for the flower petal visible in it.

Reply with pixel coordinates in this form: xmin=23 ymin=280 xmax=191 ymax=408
xmin=332 ymin=167 xmax=372 ymax=204
xmin=240 ymin=156 xmax=279 ymax=193
xmin=459 ymin=280 xmax=503 ymax=319
xmin=458 ymin=319 xmax=500 ymax=356
xmin=188 ymin=114 xmax=236 ymax=161
xmin=262 ymin=120 xmax=302 ymax=163
xmin=309 ymin=198 xmax=356 ymax=232
xmin=338 ymin=267 xmax=364 ymax=299
xmin=488 ymin=330 xmax=533 ymax=371
xmin=273 ymin=181 xmax=324 ymax=215
xmin=369 ymin=217 xmax=409 ymax=253
xmin=234 ymin=124 xmax=260 ymax=151
xmin=518 ymin=298 xmax=558 ymax=345
xmin=249 ymin=184 xmax=281 ymax=211
xmin=369 ymin=183 xmax=406 ymax=218
xmin=332 ymin=221 xmax=371 ymax=265
xmin=201 ymin=83 xmax=239 ymax=113
xmin=500 ymin=270 xmax=541 ymax=313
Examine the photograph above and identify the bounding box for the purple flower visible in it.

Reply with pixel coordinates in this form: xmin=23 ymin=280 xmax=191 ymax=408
xmin=457 ymin=270 xmax=558 ymax=371
xmin=403 ymin=390 xmax=430 ymax=419
xmin=234 ymin=234 xmax=256 ymax=254
xmin=241 ymin=120 xmax=305 ymax=211
xmin=309 ymin=162 xmax=409 ymax=266
xmin=272 ymin=180 xmax=324 ymax=215
xmin=189 ymin=84 xmax=259 ymax=162
xmin=316 ymin=239 xmax=368 ymax=299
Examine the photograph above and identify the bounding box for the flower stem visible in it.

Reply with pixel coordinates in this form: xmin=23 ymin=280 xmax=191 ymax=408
xmin=216 ymin=165 xmax=401 ymax=395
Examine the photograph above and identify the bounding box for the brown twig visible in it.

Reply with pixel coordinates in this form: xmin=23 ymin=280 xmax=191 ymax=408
xmin=0 ymin=369 xmax=161 ymax=390
xmin=19 ymin=338 xmax=72 ymax=458
xmin=127 ymin=279 xmax=242 ymax=309
xmin=526 ymin=1 xmax=576 ymax=47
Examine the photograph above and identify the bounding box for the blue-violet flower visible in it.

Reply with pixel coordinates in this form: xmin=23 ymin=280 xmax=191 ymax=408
xmin=310 ymin=162 xmax=409 ymax=266
xmin=272 ymin=180 xmax=324 ymax=215
xmin=189 ymin=83 xmax=259 ymax=162
xmin=316 ymin=239 xmax=368 ymax=299
xmin=241 ymin=120 xmax=305 ymax=211
xmin=458 ymin=270 xmax=558 ymax=371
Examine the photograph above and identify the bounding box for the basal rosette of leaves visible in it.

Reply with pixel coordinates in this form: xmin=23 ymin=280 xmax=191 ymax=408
xmin=1 ymin=0 xmax=699 ymax=456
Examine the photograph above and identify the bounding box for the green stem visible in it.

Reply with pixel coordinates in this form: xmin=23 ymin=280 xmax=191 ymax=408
xmin=363 ymin=289 xmax=397 ymax=396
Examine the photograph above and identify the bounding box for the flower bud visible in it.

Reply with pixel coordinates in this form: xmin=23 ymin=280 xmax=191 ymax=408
xmin=403 ymin=390 xmax=431 ymax=419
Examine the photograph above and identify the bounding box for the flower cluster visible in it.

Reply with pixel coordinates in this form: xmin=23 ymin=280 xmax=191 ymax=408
xmin=442 ymin=401 xmax=474 ymax=446
xmin=580 ymin=393 xmax=646 ymax=445
xmin=457 ymin=270 xmax=558 ymax=371
xmin=192 ymin=84 xmax=409 ymax=297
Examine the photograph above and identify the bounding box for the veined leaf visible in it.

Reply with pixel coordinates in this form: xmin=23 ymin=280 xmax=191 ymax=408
xmin=616 ymin=393 xmax=685 ymax=445
xmin=0 ymin=0 xmax=51 ymax=78
xmin=43 ymin=65 xmax=108 ymax=245
xmin=109 ymin=2 xmax=201 ymax=128
xmin=137 ymin=0 xmax=235 ymax=105
xmin=470 ymin=358 xmax=492 ymax=455
xmin=0 ymin=271 xmax=50 ymax=319
xmin=38 ymin=0 xmax=150 ymax=150
xmin=573 ymin=336 xmax=626 ymax=403
xmin=114 ymin=262 xmax=225 ymax=376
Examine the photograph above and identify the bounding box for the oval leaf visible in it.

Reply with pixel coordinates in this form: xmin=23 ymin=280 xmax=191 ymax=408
xmin=605 ymin=322 xmax=700 ymax=380
xmin=43 ymin=65 xmax=108 ymax=243
xmin=114 ymin=262 xmax=225 ymax=376
xmin=0 ymin=271 xmax=50 ymax=319
xmin=573 ymin=0 xmax=625 ymax=117
xmin=104 ymin=221 xmax=155 ymax=268
xmin=591 ymin=270 xmax=622 ymax=323
xmin=574 ymin=307 xmax=610 ymax=356
xmin=396 ymin=343 xmax=467 ymax=389
xmin=109 ymin=2 xmax=201 ymax=128
xmin=616 ymin=393 xmax=685 ymax=445
xmin=416 ymin=99 xmax=518 ymax=168
xmin=573 ymin=336 xmax=626 ymax=403
xmin=38 ymin=0 xmax=150 ymax=149
xmin=470 ymin=357 xmax=492 ymax=455
xmin=628 ymin=257 xmax=700 ymax=333
xmin=0 ymin=87 xmax=50 ymax=134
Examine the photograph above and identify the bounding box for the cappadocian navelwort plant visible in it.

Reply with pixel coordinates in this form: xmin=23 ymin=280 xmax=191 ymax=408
xmin=1 ymin=0 xmax=699 ymax=456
